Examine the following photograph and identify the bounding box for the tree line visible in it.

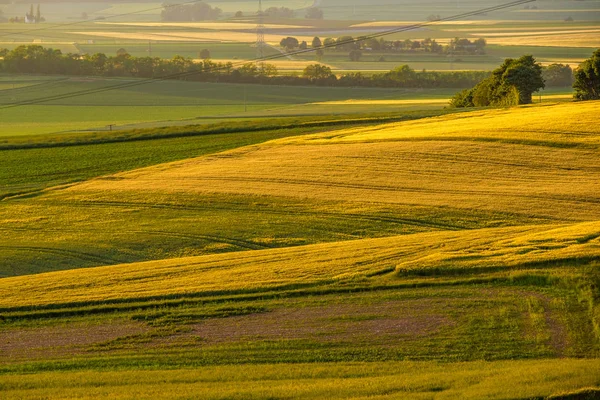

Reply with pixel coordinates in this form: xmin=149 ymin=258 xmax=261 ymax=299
xmin=282 ymin=36 xmax=487 ymax=56
xmin=0 ymin=45 xmax=489 ymax=89
xmin=161 ymin=1 xmax=222 ymax=22
xmin=160 ymin=2 xmax=324 ymax=21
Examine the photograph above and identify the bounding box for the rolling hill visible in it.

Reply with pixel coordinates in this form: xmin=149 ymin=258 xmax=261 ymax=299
xmin=1 ymin=100 xmax=599 ymax=399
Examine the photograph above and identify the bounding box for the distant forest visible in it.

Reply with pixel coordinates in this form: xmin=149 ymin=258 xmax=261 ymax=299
xmin=0 ymin=45 xmax=492 ymax=89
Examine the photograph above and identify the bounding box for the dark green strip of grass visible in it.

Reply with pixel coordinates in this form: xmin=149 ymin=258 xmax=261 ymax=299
xmin=0 ymin=110 xmax=456 ymax=150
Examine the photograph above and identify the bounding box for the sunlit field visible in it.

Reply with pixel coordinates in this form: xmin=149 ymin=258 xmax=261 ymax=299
xmin=1 ymin=1 xmax=599 ymax=398
xmin=1 ymin=98 xmax=599 ymax=399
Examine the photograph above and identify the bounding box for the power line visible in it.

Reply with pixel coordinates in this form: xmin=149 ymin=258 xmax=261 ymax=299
xmin=0 ymin=0 xmax=536 ymax=110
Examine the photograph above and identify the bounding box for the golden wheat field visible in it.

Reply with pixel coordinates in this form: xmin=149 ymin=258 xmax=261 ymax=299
xmin=1 ymin=219 xmax=599 ymax=309
xmin=64 ymin=102 xmax=600 ymax=221
xmin=73 ymin=31 xmax=315 ymax=44
xmin=485 ymin=33 xmax=600 ymax=48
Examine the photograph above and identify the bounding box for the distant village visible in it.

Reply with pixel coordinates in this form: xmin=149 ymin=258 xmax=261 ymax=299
xmin=2 ymin=4 xmax=45 ymax=24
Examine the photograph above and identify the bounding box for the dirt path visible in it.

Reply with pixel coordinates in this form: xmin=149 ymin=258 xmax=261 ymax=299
xmin=524 ymin=291 xmax=568 ymax=357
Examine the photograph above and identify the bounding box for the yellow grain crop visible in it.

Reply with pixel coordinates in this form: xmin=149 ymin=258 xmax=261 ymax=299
xmin=64 ymin=102 xmax=600 ymax=221
xmin=1 ymin=221 xmax=599 ymax=308
xmin=72 ymin=31 xmax=314 ymax=44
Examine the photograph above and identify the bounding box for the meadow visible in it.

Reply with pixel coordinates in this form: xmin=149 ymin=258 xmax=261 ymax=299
xmin=0 ymin=75 xmax=467 ymax=136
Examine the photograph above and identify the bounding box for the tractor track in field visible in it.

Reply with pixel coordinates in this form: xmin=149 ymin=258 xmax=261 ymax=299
xmin=129 ymin=230 xmax=270 ymax=251
xmin=339 ymin=152 xmax=600 ymax=174
xmin=0 ymin=245 xmax=116 ymax=266
xmin=38 ymin=199 xmax=469 ymax=230
xmin=189 ymin=175 xmax=600 ymax=206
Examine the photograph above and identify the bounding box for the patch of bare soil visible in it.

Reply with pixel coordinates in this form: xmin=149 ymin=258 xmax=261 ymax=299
xmin=190 ymin=300 xmax=453 ymax=344
xmin=0 ymin=321 xmax=149 ymax=361
xmin=517 ymin=290 xmax=569 ymax=357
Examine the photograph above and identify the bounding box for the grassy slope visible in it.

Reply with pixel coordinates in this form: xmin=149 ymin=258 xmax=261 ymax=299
xmin=1 ymin=101 xmax=600 ymax=399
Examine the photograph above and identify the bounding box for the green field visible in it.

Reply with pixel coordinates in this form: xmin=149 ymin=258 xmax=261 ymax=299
xmin=0 ymin=75 xmax=472 ymax=135
xmin=0 ymin=74 xmax=576 ymax=136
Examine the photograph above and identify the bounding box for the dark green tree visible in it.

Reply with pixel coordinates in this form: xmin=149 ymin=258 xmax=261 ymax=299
xmin=573 ymin=49 xmax=600 ymax=100
xmin=502 ymin=55 xmax=544 ymax=104
xmin=387 ymin=65 xmax=416 ymax=85
xmin=199 ymin=48 xmax=211 ymax=59
xmin=349 ymin=50 xmax=362 ymax=61
xmin=280 ymin=37 xmax=299 ymax=51
xmin=543 ymin=63 xmax=573 ymax=87
xmin=305 ymin=7 xmax=323 ymax=19
xmin=450 ymin=55 xmax=544 ymax=107
xmin=315 ymin=48 xmax=324 ymax=61
xmin=311 ymin=37 xmax=322 ymax=48
xmin=364 ymin=38 xmax=381 ymax=51
xmin=448 ymin=89 xmax=474 ymax=108
xmin=264 ymin=7 xmax=294 ymax=18
xmin=88 ymin=52 xmax=107 ymax=75
xmin=303 ymin=64 xmax=334 ymax=80
xmin=323 ymin=38 xmax=336 ymax=47
xmin=336 ymin=36 xmax=357 ymax=51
